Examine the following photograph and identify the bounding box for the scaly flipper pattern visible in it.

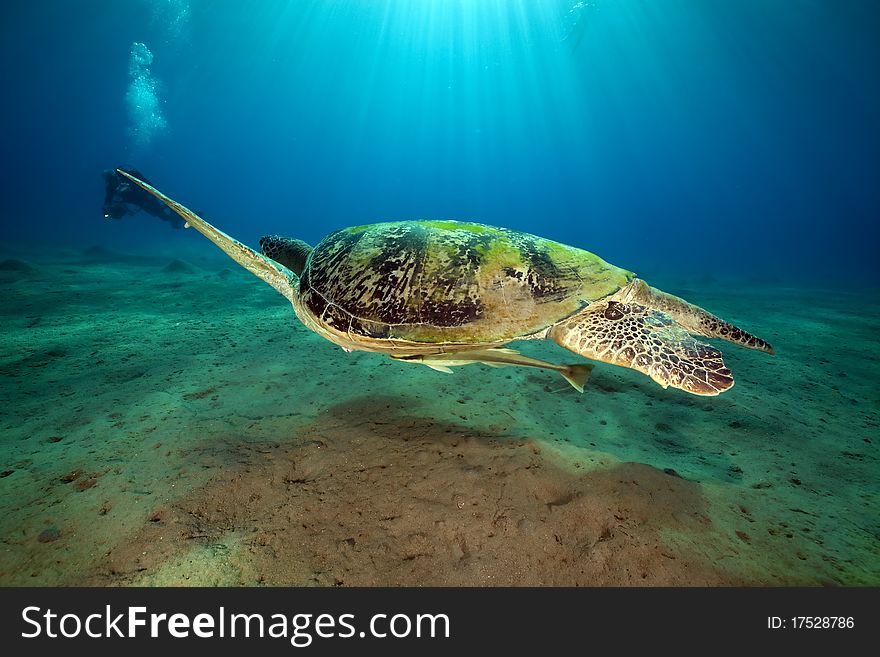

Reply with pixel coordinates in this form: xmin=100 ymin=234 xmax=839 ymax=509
xmin=622 ymin=280 xmax=774 ymax=354
xmin=550 ymin=300 xmax=734 ymax=395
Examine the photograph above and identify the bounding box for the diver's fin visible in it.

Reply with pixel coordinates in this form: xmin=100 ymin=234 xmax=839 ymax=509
xmin=560 ymin=364 xmax=593 ymax=393
xmin=115 ymin=169 xmax=299 ymax=303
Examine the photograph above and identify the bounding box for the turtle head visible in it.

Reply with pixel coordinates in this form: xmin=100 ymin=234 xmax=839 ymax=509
xmin=260 ymin=235 xmax=312 ymax=276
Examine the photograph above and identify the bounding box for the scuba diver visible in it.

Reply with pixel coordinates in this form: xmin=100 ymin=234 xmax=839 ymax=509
xmin=102 ymin=168 xmax=184 ymax=228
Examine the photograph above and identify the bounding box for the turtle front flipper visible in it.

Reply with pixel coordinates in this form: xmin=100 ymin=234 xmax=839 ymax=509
xmin=549 ymin=301 xmax=734 ymax=396
xmin=620 ymin=280 xmax=774 ymax=354
xmin=116 ymin=170 xmax=299 ymax=304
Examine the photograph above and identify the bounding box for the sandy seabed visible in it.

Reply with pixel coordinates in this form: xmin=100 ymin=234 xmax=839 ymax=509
xmin=0 ymin=244 xmax=877 ymax=586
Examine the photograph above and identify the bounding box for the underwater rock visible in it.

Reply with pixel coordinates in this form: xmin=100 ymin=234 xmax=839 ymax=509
xmin=0 ymin=258 xmax=38 ymax=274
xmin=162 ymin=258 xmax=200 ymax=274
xmin=60 ymin=470 xmax=82 ymax=483
xmin=148 ymin=507 xmax=167 ymax=522
xmin=76 ymin=477 xmax=98 ymax=491
xmin=37 ymin=527 xmax=61 ymax=543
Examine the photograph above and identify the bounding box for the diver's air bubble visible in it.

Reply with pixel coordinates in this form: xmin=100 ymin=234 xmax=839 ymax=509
xmin=562 ymin=1 xmax=596 ymax=52
xmin=148 ymin=0 xmax=191 ymax=42
xmin=125 ymin=42 xmax=167 ymax=151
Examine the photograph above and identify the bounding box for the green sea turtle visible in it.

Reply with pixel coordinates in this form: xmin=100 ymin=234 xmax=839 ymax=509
xmin=118 ymin=170 xmax=773 ymax=396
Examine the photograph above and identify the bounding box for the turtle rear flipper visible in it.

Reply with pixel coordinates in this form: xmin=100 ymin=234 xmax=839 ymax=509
xmin=549 ymin=301 xmax=734 ymax=396
xmin=115 ymin=169 xmax=299 ymax=304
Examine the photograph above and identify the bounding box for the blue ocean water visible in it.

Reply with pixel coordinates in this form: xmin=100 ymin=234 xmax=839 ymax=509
xmin=1 ymin=0 xmax=878 ymax=284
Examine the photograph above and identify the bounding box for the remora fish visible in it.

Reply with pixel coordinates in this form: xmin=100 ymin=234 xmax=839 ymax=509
xmin=392 ymin=348 xmax=593 ymax=392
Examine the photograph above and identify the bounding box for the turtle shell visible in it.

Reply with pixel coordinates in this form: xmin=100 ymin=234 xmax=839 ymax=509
xmin=299 ymin=220 xmax=634 ymax=344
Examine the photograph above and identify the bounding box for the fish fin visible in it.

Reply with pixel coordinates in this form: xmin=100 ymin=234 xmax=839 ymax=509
xmin=560 ymin=364 xmax=594 ymax=393
xmin=424 ymin=363 xmax=454 ymax=374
